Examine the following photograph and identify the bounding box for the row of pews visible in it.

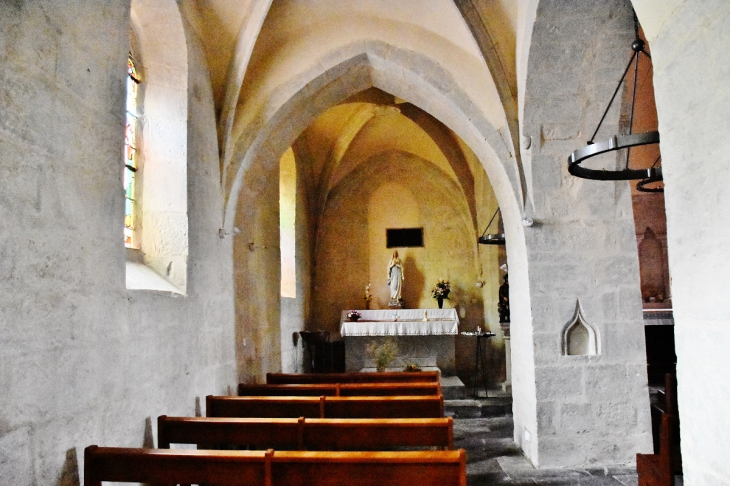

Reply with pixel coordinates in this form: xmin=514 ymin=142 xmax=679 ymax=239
xmin=636 ymin=373 xmax=682 ymax=486
xmin=84 ymin=371 xmax=467 ymax=485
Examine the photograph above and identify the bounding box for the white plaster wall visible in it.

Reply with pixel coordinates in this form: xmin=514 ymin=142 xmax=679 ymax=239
xmin=634 ymin=1 xmax=730 ymax=483
xmin=0 ymin=2 xmax=236 ymax=484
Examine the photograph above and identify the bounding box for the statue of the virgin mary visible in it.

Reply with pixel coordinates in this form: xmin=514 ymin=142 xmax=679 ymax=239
xmin=387 ymin=250 xmax=404 ymax=308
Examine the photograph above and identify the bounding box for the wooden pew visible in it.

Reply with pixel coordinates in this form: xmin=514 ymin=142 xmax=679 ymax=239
xmin=84 ymin=446 xmax=467 ymax=486
xmin=238 ymin=382 xmax=441 ymax=397
xmin=266 ymin=371 xmax=440 ymax=384
xmin=207 ymin=395 xmax=444 ymax=419
xmin=158 ymin=415 xmax=454 ymax=450
xmin=637 ymin=413 xmax=679 ymax=486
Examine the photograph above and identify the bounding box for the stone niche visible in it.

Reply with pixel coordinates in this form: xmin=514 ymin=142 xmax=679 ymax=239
xmin=562 ymin=301 xmax=599 ymax=356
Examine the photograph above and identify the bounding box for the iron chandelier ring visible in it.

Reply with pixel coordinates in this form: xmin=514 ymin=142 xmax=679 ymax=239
xmin=478 ymin=233 xmax=505 ymax=245
xmin=567 ymin=131 xmax=661 ymax=181
xmin=636 ymin=174 xmax=664 ymax=192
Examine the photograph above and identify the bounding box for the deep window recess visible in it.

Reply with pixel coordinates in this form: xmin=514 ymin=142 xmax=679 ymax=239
xmin=386 ymin=228 xmax=424 ymax=248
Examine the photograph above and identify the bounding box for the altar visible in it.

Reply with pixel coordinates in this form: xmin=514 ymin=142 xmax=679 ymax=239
xmin=340 ymin=309 xmax=459 ymax=374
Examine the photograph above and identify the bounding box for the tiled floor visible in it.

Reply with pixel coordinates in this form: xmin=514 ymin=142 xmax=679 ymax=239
xmin=453 ymin=416 xmax=640 ymax=485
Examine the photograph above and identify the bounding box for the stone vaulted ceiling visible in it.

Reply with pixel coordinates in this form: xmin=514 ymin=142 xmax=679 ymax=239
xmin=182 ymin=0 xmax=523 ymax=214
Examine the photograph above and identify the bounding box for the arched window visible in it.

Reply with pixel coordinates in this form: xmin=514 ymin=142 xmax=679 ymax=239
xmin=124 ymin=55 xmax=140 ymax=248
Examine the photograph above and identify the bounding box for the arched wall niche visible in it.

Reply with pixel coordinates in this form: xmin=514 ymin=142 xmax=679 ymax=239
xmin=127 ymin=0 xmax=189 ymax=293
xmin=562 ymin=300 xmax=600 ymax=356
xmin=226 ymin=43 xmax=535 ymax=433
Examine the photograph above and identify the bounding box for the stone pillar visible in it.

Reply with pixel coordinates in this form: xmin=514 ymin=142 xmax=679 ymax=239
xmin=520 ymin=0 xmax=652 ymax=467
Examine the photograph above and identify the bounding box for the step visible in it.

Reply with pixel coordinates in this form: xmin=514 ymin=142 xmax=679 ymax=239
xmin=481 ymin=396 xmax=513 ymax=417
xmin=444 ymin=399 xmax=482 ymax=418
xmin=440 ymin=375 xmax=467 ymax=400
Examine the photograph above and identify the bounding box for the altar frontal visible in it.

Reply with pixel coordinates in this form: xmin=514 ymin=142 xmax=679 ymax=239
xmin=340 ymin=309 xmax=459 ymax=374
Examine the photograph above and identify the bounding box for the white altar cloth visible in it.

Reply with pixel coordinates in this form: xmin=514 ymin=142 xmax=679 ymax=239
xmin=340 ymin=309 xmax=459 ymax=337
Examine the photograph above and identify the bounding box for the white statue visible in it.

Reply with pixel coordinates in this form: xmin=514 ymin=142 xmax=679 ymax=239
xmin=387 ymin=250 xmax=404 ymax=307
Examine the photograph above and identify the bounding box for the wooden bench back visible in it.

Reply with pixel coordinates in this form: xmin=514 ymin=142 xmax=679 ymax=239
xmin=637 ymin=413 xmax=679 ymax=486
xmin=207 ymin=395 xmax=445 ymax=419
xmin=84 ymin=446 xmax=466 ymax=486
xmin=158 ymin=416 xmax=454 ymax=450
xmin=266 ymin=371 xmax=440 ymax=384
xmin=238 ymin=382 xmax=441 ymax=397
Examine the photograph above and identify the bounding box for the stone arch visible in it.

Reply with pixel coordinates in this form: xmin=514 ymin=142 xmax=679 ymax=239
xmin=222 ymin=41 xmax=530 ymax=310
xmin=223 ymin=43 xmax=524 ymax=239
xmin=225 ymin=42 xmax=533 ymax=402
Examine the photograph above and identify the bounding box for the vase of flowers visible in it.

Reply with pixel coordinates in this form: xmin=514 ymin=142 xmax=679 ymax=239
xmin=347 ymin=310 xmax=361 ymax=322
xmin=432 ymin=278 xmax=451 ymax=308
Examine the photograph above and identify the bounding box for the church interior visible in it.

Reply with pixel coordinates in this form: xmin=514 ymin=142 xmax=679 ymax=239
xmin=1 ymin=0 xmax=729 ymax=484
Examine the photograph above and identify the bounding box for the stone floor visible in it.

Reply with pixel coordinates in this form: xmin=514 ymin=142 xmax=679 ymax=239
xmin=454 ymin=415 xmax=641 ymax=485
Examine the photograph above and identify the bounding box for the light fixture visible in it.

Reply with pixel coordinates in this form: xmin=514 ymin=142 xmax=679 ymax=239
xmin=478 ymin=209 xmax=505 ymax=245
xmin=568 ymin=21 xmax=662 ymax=187
xmin=636 ymin=155 xmax=664 ymax=193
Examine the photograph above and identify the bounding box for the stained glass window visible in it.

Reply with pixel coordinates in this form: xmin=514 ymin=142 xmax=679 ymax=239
xmin=124 ymin=56 xmax=140 ymax=247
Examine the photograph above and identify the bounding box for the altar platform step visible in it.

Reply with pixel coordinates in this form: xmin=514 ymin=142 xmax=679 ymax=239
xmin=440 ymin=375 xmax=467 ymax=400
xmin=445 ymin=394 xmax=512 ymax=418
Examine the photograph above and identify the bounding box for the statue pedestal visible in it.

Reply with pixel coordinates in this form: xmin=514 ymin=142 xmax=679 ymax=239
xmin=388 ymin=299 xmax=404 ymax=309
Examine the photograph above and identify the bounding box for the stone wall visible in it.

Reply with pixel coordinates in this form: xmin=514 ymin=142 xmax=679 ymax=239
xmin=0 ymin=2 xmax=236 ymax=483
xmin=233 ymin=155 xmax=282 ymax=383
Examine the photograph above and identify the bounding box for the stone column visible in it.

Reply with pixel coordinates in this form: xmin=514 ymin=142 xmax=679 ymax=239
xmin=520 ymin=0 xmax=652 ymax=467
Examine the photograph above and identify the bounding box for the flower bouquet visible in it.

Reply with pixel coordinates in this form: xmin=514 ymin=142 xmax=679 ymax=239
xmin=432 ymin=279 xmax=451 ymax=299
xmin=347 ymin=310 xmax=361 ymax=321
xmin=432 ymin=279 xmax=451 ymax=308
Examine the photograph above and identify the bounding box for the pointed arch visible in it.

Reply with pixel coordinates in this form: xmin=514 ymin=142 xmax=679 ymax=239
xmin=222 ymin=42 xmax=535 ymax=454
xmin=221 ymin=43 xmax=524 ymax=234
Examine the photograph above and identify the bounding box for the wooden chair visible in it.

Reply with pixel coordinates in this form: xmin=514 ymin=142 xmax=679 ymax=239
xmin=84 ymin=446 xmax=467 ymax=486
xmin=237 ymin=382 xmax=441 ymax=397
xmin=299 ymin=331 xmax=331 ymax=373
xmin=158 ymin=415 xmax=454 ymax=450
xmin=207 ymin=395 xmax=444 ymax=419
xmin=266 ymin=371 xmax=440 ymax=384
